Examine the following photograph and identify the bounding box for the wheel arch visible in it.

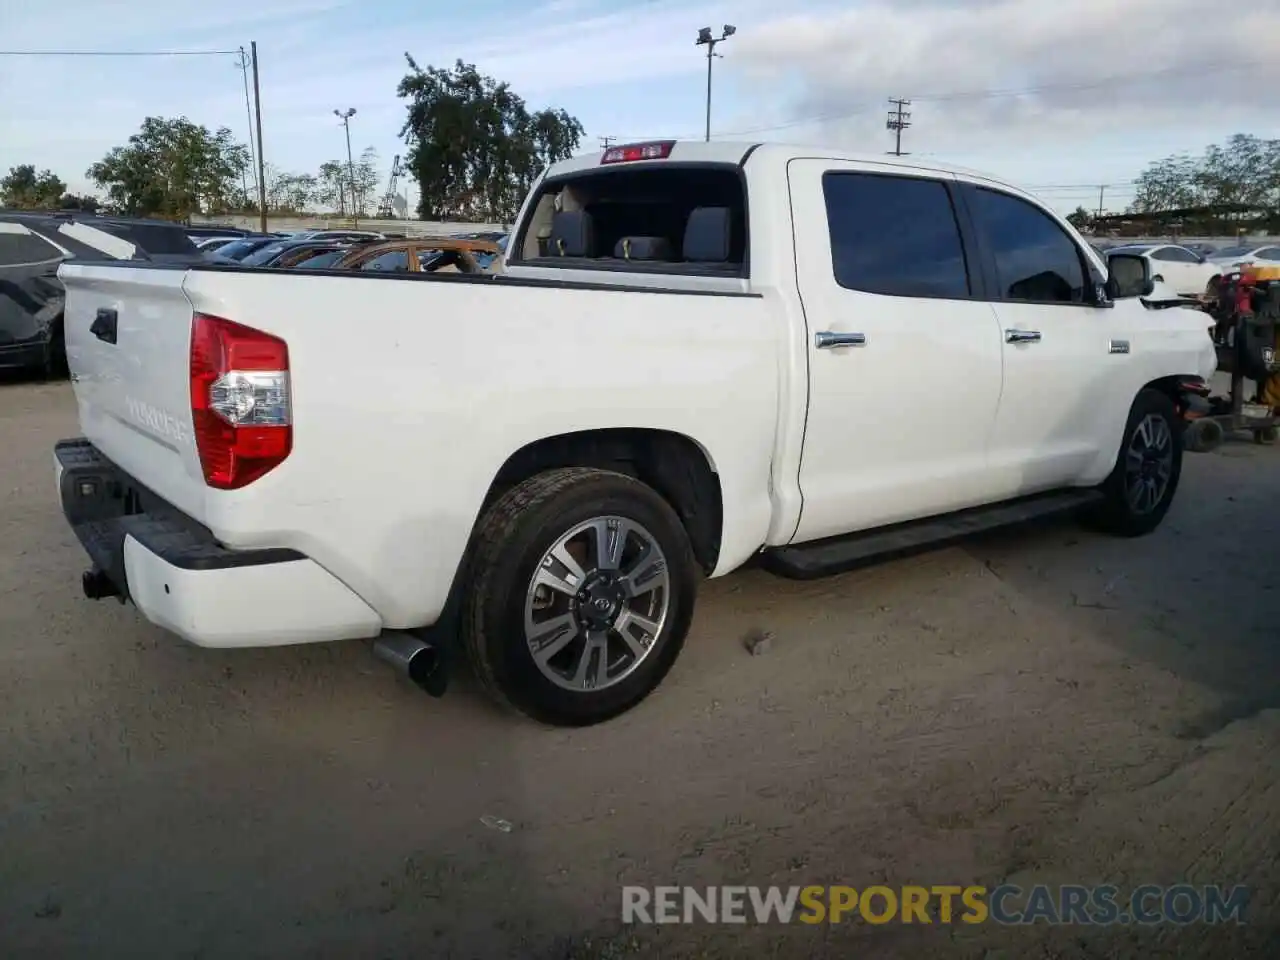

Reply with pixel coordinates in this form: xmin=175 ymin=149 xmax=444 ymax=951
xmin=482 ymin=428 xmax=724 ymax=575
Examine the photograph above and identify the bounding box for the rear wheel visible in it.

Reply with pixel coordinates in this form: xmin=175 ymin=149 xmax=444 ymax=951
xmin=462 ymin=467 xmax=698 ymax=726
xmin=1086 ymin=388 xmax=1183 ymax=537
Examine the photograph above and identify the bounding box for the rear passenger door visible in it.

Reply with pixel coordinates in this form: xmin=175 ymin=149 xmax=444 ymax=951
xmin=957 ymin=182 xmax=1118 ymax=494
xmin=788 ymin=160 xmax=1006 ymax=543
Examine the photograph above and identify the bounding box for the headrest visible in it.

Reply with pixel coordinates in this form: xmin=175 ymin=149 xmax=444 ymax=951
xmin=547 ymin=210 xmax=594 ymax=257
xmin=683 ymin=207 xmax=732 ymax=262
xmin=613 ymin=236 xmax=673 ymax=261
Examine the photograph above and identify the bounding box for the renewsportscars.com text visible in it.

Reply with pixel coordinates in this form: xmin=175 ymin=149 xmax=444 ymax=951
xmin=622 ymin=884 xmax=1250 ymax=926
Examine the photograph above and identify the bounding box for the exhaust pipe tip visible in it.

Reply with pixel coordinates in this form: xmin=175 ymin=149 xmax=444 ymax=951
xmin=373 ymin=631 xmax=448 ymax=697
xmin=82 ymin=568 xmax=121 ymax=601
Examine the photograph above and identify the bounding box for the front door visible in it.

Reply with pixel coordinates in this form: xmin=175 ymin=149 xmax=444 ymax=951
xmin=788 ymin=160 xmax=1006 ymax=543
xmin=957 ymin=182 xmax=1117 ymax=494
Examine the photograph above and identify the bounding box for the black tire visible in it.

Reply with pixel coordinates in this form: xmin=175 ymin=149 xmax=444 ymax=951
xmin=1086 ymin=388 xmax=1183 ymax=537
xmin=1184 ymin=417 xmax=1224 ymax=454
xmin=461 ymin=467 xmax=698 ymax=726
xmin=41 ymin=322 xmax=67 ymax=380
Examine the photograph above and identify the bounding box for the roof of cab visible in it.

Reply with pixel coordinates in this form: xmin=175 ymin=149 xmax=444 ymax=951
xmin=541 ymin=139 xmax=1032 ymax=198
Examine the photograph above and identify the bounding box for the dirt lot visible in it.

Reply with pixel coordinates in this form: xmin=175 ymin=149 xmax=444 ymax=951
xmin=2 ymin=375 xmax=1278 ymax=959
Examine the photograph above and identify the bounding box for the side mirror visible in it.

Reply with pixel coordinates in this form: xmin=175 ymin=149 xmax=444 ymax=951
xmin=1105 ymin=252 xmax=1155 ymax=299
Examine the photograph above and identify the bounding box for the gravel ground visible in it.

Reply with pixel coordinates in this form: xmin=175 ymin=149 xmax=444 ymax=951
xmin=1 ymin=375 xmax=1278 ymax=959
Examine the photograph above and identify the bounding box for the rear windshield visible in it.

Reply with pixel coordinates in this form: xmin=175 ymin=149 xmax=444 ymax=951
xmin=512 ymin=164 xmax=747 ymax=277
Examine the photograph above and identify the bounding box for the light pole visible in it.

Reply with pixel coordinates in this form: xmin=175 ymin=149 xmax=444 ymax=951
xmin=695 ymin=24 xmax=735 ymax=142
xmin=334 ymin=107 xmax=358 ymax=227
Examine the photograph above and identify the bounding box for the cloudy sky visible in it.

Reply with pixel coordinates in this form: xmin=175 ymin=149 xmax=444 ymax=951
xmin=3 ymin=0 xmax=1279 ymax=214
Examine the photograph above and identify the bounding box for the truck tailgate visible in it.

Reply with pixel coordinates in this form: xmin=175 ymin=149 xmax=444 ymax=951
xmin=60 ymin=263 xmax=206 ymax=520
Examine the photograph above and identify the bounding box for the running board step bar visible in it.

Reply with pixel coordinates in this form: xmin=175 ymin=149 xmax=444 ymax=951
xmin=763 ymin=489 xmax=1105 ymax=580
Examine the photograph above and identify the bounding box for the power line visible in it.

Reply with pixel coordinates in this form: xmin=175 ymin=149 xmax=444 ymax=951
xmin=0 ymin=49 xmax=239 ymax=57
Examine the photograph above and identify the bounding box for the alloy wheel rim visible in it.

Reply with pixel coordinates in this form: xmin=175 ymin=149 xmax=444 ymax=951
xmin=1124 ymin=413 xmax=1173 ymax=515
xmin=523 ymin=516 xmax=670 ymax=692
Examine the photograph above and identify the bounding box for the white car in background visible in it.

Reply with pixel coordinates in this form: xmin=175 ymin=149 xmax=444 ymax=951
xmin=1204 ymin=243 xmax=1280 ymax=272
xmin=1107 ymin=243 xmax=1218 ymax=297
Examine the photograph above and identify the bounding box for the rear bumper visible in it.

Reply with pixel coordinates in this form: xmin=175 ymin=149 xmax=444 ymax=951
xmin=54 ymin=438 xmax=382 ymax=647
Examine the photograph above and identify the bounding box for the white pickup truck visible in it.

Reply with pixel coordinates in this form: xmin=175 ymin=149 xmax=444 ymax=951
xmin=55 ymin=140 xmax=1217 ymax=725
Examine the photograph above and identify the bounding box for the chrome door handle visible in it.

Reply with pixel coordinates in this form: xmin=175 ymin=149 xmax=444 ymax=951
xmin=815 ymin=331 xmax=867 ymax=349
xmin=1005 ymin=329 xmax=1041 ymax=344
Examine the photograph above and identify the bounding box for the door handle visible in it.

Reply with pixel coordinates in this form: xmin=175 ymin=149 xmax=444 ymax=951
xmin=815 ymin=331 xmax=867 ymax=349
xmin=90 ymin=308 xmax=118 ymax=345
xmin=1005 ymin=329 xmax=1041 ymax=344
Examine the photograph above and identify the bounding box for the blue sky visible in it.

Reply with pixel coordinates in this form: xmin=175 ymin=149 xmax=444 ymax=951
xmin=3 ymin=0 xmax=1279 ymax=214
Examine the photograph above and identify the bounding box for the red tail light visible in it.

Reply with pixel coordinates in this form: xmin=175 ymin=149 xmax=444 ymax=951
xmin=190 ymin=313 xmax=291 ymax=489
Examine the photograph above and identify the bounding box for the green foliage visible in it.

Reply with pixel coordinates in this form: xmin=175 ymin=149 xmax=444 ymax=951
xmin=396 ymin=57 xmax=584 ymax=222
xmin=1130 ymin=134 xmax=1280 ymax=215
xmin=86 ymin=117 xmax=251 ymax=219
xmin=1066 ymin=206 xmax=1092 ymax=230
xmin=1 ymin=165 xmax=67 ymax=209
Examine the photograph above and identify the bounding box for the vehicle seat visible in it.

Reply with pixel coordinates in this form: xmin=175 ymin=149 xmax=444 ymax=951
xmin=612 ymin=236 xmax=673 ymax=261
xmin=683 ymin=207 xmax=733 ymax=264
xmin=546 ymin=210 xmax=595 ymax=258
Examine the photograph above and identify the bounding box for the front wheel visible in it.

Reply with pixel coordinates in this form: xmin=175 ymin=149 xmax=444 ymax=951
xmin=461 ymin=467 xmax=699 ymax=726
xmin=1085 ymin=388 xmax=1183 ymax=537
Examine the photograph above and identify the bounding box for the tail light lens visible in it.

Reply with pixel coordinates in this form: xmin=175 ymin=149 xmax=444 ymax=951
xmin=190 ymin=313 xmax=291 ymax=489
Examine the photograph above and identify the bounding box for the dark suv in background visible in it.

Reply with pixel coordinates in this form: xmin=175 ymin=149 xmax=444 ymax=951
xmin=0 ymin=211 xmax=200 ymax=377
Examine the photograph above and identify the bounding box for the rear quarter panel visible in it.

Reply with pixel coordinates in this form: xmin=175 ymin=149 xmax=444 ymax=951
xmin=180 ymin=269 xmax=781 ymax=628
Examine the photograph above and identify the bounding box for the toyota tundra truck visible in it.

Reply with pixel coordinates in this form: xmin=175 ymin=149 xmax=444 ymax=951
xmin=53 ymin=140 xmax=1217 ymax=725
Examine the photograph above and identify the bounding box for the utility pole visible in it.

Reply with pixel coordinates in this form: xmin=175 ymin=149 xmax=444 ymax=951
xmin=886 ymin=98 xmax=911 ymax=156
xmin=251 ymin=41 xmax=267 ymax=234
xmin=1096 ymin=184 xmax=1106 ymax=219
xmin=695 ymin=25 xmax=736 ymax=142
xmin=334 ymin=108 xmax=358 ymax=228
xmin=599 ymin=136 xmax=616 ymax=150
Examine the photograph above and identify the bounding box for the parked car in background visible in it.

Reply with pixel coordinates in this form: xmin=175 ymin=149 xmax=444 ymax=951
xmin=236 ymin=240 xmax=352 ymax=269
xmin=1105 ymin=243 xmax=1218 ymax=296
xmin=195 ymin=237 xmax=238 ymax=253
xmin=1205 ymin=243 xmax=1280 ymax=270
xmin=186 ymin=225 xmax=249 ymax=244
xmin=1180 ymin=241 xmax=1220 ymax=258
xmin=293 ymin=230 xmax=385 ymax=244
xmin=331 ymin=237 xmax=502 ymax=274
xmin=1 ymin=211 xmax=199 ymax=376
xmin=291 ymin=249 xmax=349 ymax=269
xmin=205 ymin=236 xmax=280 ymax=262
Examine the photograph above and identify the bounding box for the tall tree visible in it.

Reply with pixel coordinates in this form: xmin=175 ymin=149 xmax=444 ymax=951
xmin=315 ymin=160 xmax=349 ymax=214
xmin=1065 ymin=206 xmax=1092 ymax=230
xmin=396 ymin=57 xmax=584 ymax=222
xmin=1130 ymin=134 xmax=1280 ymax=215
xmin=86 ymin=117 xmax=251 ymax=219
xmin=1 ymin=165 xmax=67 ymax=209
xmin=353 ymin=147 xmax=381 ymax=217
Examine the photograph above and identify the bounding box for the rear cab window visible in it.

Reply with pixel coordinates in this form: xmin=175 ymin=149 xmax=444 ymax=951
xmin=509 ymin=158 xmax=748 ymax=280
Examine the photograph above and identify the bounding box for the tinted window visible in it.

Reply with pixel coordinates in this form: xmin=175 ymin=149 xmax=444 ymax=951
xmin=294 ymin=251 xmax=344 ymax=269
xmin=822 ymin=172 xmax=970 ymax=298
xmin=361 ymin=250 xmax=409 ymax=272
xmin=215 ymin=238 xmax=274 ymax=260
xmin=0 ymin=231 xmax=65 ymax=267
xmin=239 ymin=243 xmax=290 ymax=266
xmin=969 ymin=188 xmax=1086 ymax=303
xmin=1257 ymin=247 xmax=1280 ymax=260
xmin=1168 ymin=247 xmax=1199 ymax=262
